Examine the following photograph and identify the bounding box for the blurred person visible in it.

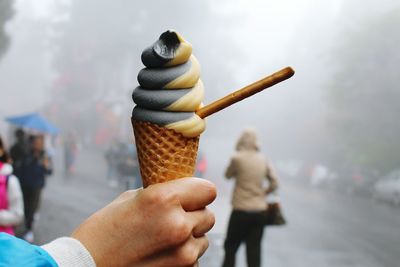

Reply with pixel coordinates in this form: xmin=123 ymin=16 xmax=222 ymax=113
xmin=104 ymin=138 xmax=120 ymax=187
xmin=10 ymin=129 xmax=28 ymax=179
xmin=195 ymin=150 xmax=208 ymax=178
xmin=0 ymin=136 xmax=11 ymax=164
xmin=19 ymin=135 xmax=52 ymax=242
xmin=0 ymin=137 xmax=24 ymax=236
xmin=129 ymin=140 xmax=141 ymax=189
xmin=222 ymin=128 xmax=278 ymax=267
xmin=0 ymin=163 xmax=24 ymax=236
xmin=63 ymin=132 xmax=78 ymax=178
xmin=0 ymin=177 xmax=216 ymax=267
xmin=116 ymin=141 xmax=141 ymax=190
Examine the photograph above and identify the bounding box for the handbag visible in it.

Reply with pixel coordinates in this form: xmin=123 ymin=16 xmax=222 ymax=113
xmin=262 ymin=190 xmax=287 ymax=226
xmin=262 ymin=202 xmax=286 ymax=226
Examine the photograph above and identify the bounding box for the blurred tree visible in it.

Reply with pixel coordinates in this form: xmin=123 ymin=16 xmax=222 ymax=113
xmin=0 ymin=0 xmax=14 ymax=60
xmin=327 ymin=8 xmax=400 ymax=174
xmin=48 ymin=0 xmax=240 ymax=145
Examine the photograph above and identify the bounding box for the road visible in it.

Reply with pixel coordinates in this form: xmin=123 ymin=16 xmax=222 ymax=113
xmin=34 ymin=150 xmax=400 ymax=267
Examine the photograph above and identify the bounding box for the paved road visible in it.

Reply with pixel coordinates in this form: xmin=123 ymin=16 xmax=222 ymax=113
xmin=35 ymin=150 xmax=400 ymax=267
xmin=202 ymin=181 xmax=400 ymax=267
xmin=34 ymin=149 xmax=121 ymax=243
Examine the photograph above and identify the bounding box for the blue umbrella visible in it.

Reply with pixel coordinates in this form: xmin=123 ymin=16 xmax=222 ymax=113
xmin=5 ymin=113 xmax=59 ymax=135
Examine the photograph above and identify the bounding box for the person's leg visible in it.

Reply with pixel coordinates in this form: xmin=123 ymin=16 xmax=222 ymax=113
xmin=222 ymin=210 xmax=247 ymax=267
xmin=30 ymin=188 xmax=42 ymax=227
xmin=21 ymin=187 xmax=35 ymax=231
xmin=245 ymin=214 xmax=265 ymax=267
xmin=64 ymin=150 xmax=72 ymax=177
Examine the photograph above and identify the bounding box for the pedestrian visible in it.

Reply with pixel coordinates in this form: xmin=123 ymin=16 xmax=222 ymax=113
xmin=116 ymin=141 xmax=141 ymax=189
xmin=196 ymin=150 xmax=208 ymax=178
xmin=19 ymin=135 xmax=52 ymax=242
xmin=10 ymin=128 xmax=28 ymax=179
xmin=0 ymin=136 xmax=24 ymax=236
xmin=63 ymin=132 xmax=78 ymax=178
xmin=0 ymin=136 xmax=11 ymax=164
xmin=0 ymin=177 xmax=216 ymax=267
xmin=129 ymin=141 xmax=141 ymax=189
xmin=222 ymin=128 xmax=278 ymax=267
xmin=104 ymin=138 xmax=120 ymax=187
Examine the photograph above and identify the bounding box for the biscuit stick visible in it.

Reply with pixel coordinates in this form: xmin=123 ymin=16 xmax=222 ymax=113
xmin=196 ymin=67 xmax=295 ymax=119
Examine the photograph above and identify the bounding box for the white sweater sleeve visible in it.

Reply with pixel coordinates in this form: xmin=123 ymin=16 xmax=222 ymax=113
xmin=0 ymin=175 xmax=24 ymax=226
xmin=42 ymin=237 xmax=97 ymax=267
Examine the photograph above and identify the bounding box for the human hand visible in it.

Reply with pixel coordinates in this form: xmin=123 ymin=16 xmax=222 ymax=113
xmin=42 ymin=158 xmax=50 ymax=169
xmin=265 ymin=186 xmax=273 ymax=195
xmin=72 ymin=177 xmax=217 ymax=267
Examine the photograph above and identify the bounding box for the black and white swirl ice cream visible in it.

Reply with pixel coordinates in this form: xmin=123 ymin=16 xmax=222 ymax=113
xmin=131 ymin=30 xmax=205 ymax=137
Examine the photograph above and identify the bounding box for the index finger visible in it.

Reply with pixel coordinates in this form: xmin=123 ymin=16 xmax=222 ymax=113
xmin=153 ymin=177 xmax=217 ymax=211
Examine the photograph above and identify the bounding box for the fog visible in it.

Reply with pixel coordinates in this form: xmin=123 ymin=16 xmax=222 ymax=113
xmin=1 ymin=0 xmax=400 ymax=266
xmin=1 ymin=0 xmax=398 ymax=164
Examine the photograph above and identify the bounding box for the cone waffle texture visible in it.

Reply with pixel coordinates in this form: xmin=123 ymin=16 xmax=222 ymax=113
xmin=132 ymin=119 xmax=199 ymax=187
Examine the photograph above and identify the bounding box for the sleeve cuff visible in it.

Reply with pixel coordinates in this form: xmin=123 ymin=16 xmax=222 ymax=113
xmin=42 ymin=237 xmax=96 ymax=267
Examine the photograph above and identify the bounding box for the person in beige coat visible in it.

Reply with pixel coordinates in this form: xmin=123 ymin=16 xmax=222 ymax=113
xmin=222 ymin=128 xmax=278 ymax=267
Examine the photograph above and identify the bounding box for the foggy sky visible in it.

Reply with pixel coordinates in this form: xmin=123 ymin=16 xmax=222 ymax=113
xmin=1 ymin=0 xmax=399 ymax=173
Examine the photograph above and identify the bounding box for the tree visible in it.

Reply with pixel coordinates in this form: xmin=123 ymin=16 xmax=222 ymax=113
xmin=48 ymin=0 xmax=240 ymax=143
xmin=0 ymin=0 xmax=14 ymax=60
xmin=327 ymin=8 xmax=400 ymax=173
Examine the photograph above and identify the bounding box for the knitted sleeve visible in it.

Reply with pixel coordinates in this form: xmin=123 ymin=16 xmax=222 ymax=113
xmin=42 ymin=237 xmax=96 ymax=267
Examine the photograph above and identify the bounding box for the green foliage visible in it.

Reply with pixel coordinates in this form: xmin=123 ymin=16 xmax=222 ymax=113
xmin=327 ymin=8 xmax=400 ymax=173
xmin=0 ymin=0 xmax=14 ymax=60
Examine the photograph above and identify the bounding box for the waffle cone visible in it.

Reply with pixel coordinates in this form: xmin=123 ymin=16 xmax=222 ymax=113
xmin=131 ymin=119 xmax=199 ymax=187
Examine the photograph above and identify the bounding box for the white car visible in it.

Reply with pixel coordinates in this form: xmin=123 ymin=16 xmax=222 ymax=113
xmin=373 ymin=170 xmax=400 ymax=205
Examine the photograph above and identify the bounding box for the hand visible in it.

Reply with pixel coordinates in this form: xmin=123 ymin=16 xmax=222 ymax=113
xmin=265 ymin=186 xmax=274 ymax=195
xmin=42 ymin=158 xmax=50 ymax=169
xmin=72 ymin=177 xmax=217 ymax=267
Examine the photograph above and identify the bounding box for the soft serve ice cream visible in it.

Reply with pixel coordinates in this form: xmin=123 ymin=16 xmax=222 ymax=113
xmin=132 ymin=30 xmax=205 ymax=137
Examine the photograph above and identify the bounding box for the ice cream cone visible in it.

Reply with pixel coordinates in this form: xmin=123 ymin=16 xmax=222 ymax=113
xmin=132 ymin=119 xmax=199 ymax=187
